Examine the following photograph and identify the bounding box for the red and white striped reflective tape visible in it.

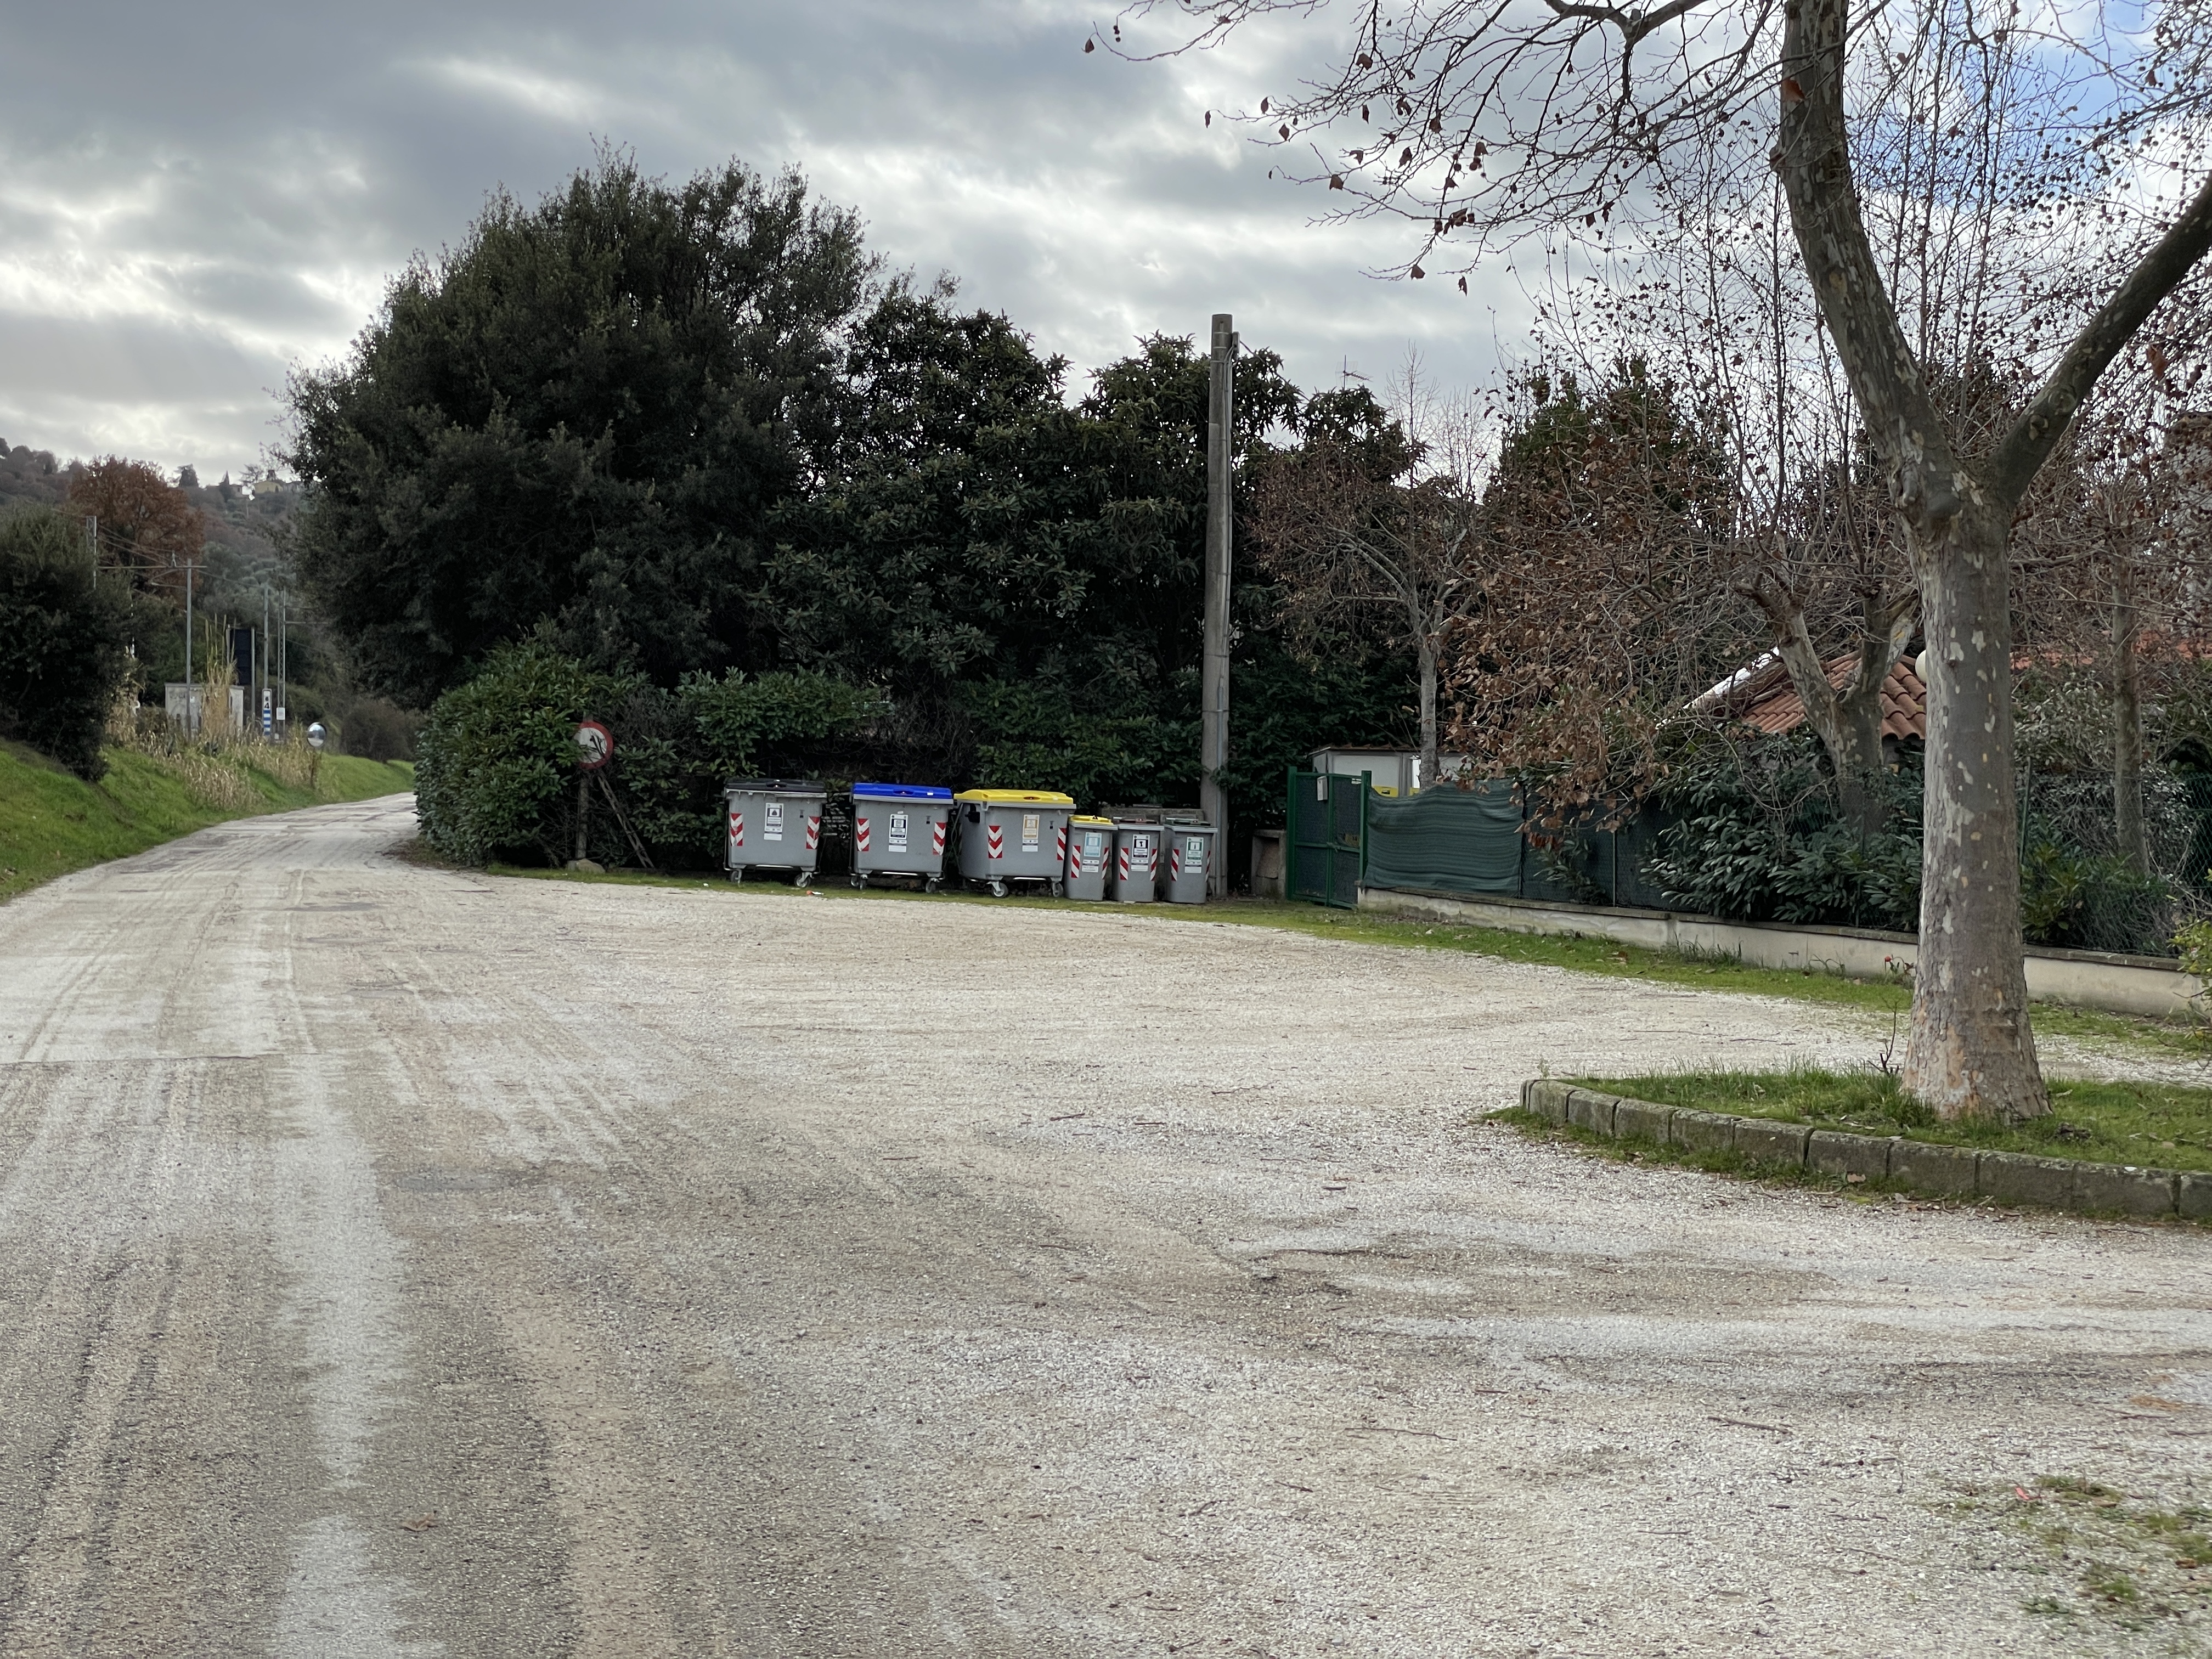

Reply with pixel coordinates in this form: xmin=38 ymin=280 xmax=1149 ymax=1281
xmin=1170 ymin=847 xmax=1183 ymax=879
xmin=1117 ymin=847 xmax=1130 ymax=882
xmin=1068 ymin=844 xmax=1084 ymax=876
xmin=805 ymin=814 xmax=820 ymax=851
xmin=931 ymin=817 xmax=946 ymax=855
xmin=987 ymin=822 xmax=1004 ymax=859
xmin=727 ymin=810 xmax=744 ymax=847
xmin=1055 ymin=824 xmax=1067 ymax=864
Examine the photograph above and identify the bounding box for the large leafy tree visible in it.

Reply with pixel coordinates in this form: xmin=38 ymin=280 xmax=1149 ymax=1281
xmin=769 ymin=298 xmax=1333 ymax=807
xmin=286 ymin=153 xmax=874 ymax=706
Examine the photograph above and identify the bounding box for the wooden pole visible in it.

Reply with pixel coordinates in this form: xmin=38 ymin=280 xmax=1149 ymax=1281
xmin=1200 ymin=313 xmax=1235 ymax=895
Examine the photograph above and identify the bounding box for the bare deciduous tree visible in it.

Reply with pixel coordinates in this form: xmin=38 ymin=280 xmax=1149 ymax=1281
xmin=1120 ymin=0 xmax=2212 ymax=1118
xmin=1249 ymin=374 xmax=1478 ymax=786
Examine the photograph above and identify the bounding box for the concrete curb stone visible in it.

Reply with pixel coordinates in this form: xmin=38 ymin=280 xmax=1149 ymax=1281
xmin=1976 ymin=1150 xmax=2081 ymax=1210
xmin=1886 ymin=1138 xmax=1980 ymax=1198
xmin=2068 ymin=1162 xmax=2181 ymax=1218
xmin=1808 ymin=1129 xmax=1894 ymax=1182
xmin=1566 ymin=1089 xmax=1618 ymax=1136
xmin=1521 ymin=1084 xmax=2198 ymax=1220
xmin=2182 ymin=1173 xmax=2212 ymax=1222
xmin=1611 ymin=1097 xmax=1674 ymax=1142
xmin=1734 ymin=1118 xmax=1813 ymax=1166
xmin=1667 ymin=1110 xmax=1736 ymax=1154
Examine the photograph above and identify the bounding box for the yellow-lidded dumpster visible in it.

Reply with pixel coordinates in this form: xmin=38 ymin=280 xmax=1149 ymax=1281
xmin=953 ymin=789 xmax=1076 ymax=896
xmin=1064 ymin=814 xmax=1114 ymax=901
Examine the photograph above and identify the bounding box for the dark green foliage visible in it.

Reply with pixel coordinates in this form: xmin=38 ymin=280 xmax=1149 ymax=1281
xmin=414 ymin=648 xmax=620 ymax=865
xmin=414 ymin=646 xmax=874 ymax=867
xmin=2016 ymin=837 xmax=2170 ymax=951
xmin=0 ymin=509 xmax=133 ymax=780
xmin=289 ymin=153 xmax=874 ymax=704
xmin=1645 ymin=730 xmax=1922 ymax=931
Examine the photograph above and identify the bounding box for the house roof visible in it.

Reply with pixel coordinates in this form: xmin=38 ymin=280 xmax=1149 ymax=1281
xmin=1735 ymin=652 xmax=1927 ymax=741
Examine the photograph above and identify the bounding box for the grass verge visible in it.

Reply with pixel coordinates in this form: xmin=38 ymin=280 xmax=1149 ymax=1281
xmin=1572 ymin=1065 xmax=2212 ymax=1172
xmin=478 ymin=864 xmax=2204 ymax=1058
xmin=0 ymin=739 xmax=414 ymax=903
xmin=1958 ymin=1475 xmax=2212 ymax=1630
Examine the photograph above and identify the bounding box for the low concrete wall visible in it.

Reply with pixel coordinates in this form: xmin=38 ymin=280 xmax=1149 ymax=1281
xmin=1520 ymin=1080 xmax=2207 ymax=1220
xmin=1362 ymin=885 xmax=2201 ymax=1020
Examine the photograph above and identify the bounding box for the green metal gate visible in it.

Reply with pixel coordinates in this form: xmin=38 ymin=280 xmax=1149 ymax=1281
xmin=1286 ymin=768 xmax=1369 ymax=907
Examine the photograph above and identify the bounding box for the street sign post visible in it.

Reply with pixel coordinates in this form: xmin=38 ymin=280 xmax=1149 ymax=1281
xmin=574 ymin=720 xmax=614 ymax=770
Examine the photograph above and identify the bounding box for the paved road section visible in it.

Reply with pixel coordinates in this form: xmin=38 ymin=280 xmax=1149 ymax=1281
xmin=2 ymin=796 xmax=2208 ymax=1656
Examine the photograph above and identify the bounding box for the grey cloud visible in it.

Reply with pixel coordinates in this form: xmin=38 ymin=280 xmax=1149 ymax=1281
xmin=0 ymin=1 xmax=1530 ymax=473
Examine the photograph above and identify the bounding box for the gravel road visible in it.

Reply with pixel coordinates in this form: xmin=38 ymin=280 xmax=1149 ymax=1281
xmin=3 ymin=795 xmax=2209 ymax=1657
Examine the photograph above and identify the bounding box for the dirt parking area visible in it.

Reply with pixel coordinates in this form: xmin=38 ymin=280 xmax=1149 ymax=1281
xmin=1 ymin=795 xmax=2208 ymax=1656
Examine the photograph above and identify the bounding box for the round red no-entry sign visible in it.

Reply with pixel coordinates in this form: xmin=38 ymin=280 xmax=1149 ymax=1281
xmin=574 ymin=720 xmax=614 ymax=770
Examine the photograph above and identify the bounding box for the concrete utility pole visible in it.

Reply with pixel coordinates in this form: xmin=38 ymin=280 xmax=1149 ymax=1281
xmin=183 ymin=562 xmax=195 ymax=737
xmin=1200 ymin=313 xmax=1235 ymax=896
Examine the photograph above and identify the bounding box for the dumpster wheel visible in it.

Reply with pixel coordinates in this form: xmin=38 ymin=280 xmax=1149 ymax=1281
xmin=850 ymin=874 xmax=866 ymax=890
xmin=990 ymin=879 xmax=1008 ymax=898
xmin=924 ymin=877 xmax=940 ymax=894
xmin=1050 ymin=878 xmax=1065 ymax=898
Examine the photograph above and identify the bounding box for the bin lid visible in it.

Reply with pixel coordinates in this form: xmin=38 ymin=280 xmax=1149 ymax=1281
xmin=953 ymin=789 xmax=1076 ymax=806
xmin=1070 ymin=814 xmax=1115 ymax=827
xmin=726 ymin=777 xmax=825 ymax=793
xmin=853 ymin=782 xmax=952 ymax=800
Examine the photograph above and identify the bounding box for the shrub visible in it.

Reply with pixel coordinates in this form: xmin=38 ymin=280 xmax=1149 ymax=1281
xmin=0 ymin=508 xmax=133 ymax=779
xmin=415 ymin=647 xmax=877 ymax=867
xmin=1643 ymin=729 xmax=1922 ymax=932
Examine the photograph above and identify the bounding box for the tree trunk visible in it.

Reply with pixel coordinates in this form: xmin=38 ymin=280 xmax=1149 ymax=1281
xmin=1903 ymin=506 xmax=2050 ymax=1120
xmin=1757 ymin=583 xmax=1910 ymax=835
xmin=2111 ymin=555 xmax=2147 ymax=872
xmin=1417 ymin=633 xmax=1439 ymax=790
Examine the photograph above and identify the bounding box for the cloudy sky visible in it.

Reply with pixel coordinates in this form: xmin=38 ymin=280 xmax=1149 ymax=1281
xmin=0 ymin=0 xmax=1537 ymax=479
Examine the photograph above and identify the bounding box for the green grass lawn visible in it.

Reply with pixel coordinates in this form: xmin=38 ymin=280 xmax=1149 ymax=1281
xmin=1576 ymin=1065 xmax=2212 ymax=1171
xmin=0 ymin=740 xmax=414 ymax=903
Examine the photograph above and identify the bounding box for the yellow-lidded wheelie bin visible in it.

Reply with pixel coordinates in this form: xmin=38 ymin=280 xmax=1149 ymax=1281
xmin=953 ymin=789 xmax=1076 ymax=896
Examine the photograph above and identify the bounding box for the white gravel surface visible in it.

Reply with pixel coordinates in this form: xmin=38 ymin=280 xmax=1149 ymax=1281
xmin=2 ymin=794 xmax=2209 ymax=1656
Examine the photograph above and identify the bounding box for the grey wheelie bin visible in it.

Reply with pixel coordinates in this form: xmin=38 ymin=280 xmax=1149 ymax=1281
xmin=725 ymin=777 xmax=827 ymax=885
xmin=850 ymin=782 xmax=953 ymax=891
xmin=1111 ymin=821 xmax=1161 ymax=904
xmin=1064 ymin=814 xmax=1114 ymax=901
xmin=954 ymin=789 xmax=1076 ymax=896
xmin=1163 ymin=823 xmax=1217 ymax=904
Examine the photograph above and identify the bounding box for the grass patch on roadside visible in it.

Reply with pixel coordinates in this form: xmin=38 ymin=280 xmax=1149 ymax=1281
xmin=0 ymin=739 xmax=414 ymax=903
xmin=1574 ymin=1065 xmax=2212 ymax=1172
xmin=1962 ymin=1475 xmax=2212 ymax=1630
xmin=481 ymin=862 xmax=2208 ymax=1058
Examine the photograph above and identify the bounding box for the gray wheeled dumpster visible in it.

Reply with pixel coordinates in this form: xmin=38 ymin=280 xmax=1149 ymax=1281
xmin=725 ymin=778 xmax=827 ymax=885
xmin=1163 ymin=823 xmax=1217 ymax=904
xmin=850 ymin=782 xmax=952 ymax=890
xmin=1064 ymin=815 xmax=1114 ymax=901
xmin=954 ymin=790 xmax=1076 ymax=896
xmin=1111 ymin=821 xmax=1161 ymax=904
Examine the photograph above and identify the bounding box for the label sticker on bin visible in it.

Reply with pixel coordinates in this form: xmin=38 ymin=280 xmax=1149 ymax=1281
xmin=889 ymin=810 xmax=910 ymax=853
xmin=1021 ymin=812 xmax=1040 ymax=851
xmin=764 ymin=800 xmax=785 ymax=843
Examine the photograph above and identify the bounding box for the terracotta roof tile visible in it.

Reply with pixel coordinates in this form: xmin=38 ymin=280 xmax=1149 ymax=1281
xmin=1739 ymin=652 xmax=1926 ymax=740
